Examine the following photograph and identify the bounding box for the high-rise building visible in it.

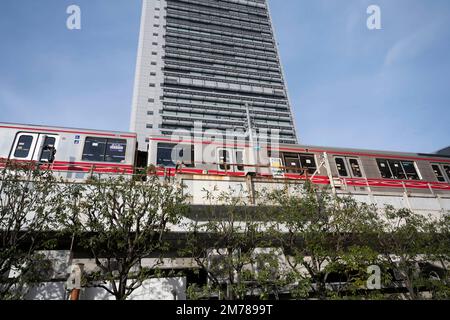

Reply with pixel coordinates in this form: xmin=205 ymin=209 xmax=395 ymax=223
xmin=130 ymin=0 xmax=299 ymax=150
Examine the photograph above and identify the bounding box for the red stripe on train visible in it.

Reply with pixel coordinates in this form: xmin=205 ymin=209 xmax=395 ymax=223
xmin=1 ymin=160 xmax=450 ymax=190
xmin=53 ymin=161 xmax=133 ymax=169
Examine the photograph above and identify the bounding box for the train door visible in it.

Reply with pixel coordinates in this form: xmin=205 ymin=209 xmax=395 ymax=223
xmin=9 ymin=132 xmax=59 ymax=163
xmin=10 ymin=133 xmax=39 ymax=161
xmin=34 ymin=134 xmax=59 ymax=163
xmin=217 ymin=148 xmax=232 ymax=171
xmin=334 ymin=157 xmax=365 ymax=178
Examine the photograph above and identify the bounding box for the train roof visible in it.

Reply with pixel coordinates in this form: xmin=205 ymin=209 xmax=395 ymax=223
xmin=0 ymin=122 xmax=137 ymax=139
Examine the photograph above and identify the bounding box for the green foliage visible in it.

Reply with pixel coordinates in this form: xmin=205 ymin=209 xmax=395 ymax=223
xmin=182 ymin=186 xmax=282 ymax=300
xmin=1 ymin=159 xmax=448 ymax=301
xmin=0 ymin=161 xmax=63 ymax=299
xmin=266 ymin=182 xmax=381 ymax=299
xmin=376 ymin=206 xmax=450 ymax=300
xmin=60 ymin=174 xmax=188 ymax=300
xmin=265 ymin=182 xmax=449 ymax=300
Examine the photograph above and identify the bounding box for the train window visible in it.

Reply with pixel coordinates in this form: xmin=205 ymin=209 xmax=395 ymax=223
xmin=82 ymin=137 xmax=107 ymax=162
xmin=105 ymin=139 xmax=127 ymax=163
xmin=377 ymin=159 xmax=393 ymax=179
xmin=432 ymin=165 xmax=446 ymax=182
xmin=284 ymin=154 xmax=301 ymax=173
xmin=349 ymin=159 xmax=363 ymax=178
xmin=39 ymin=136 xmax=56 ymax=163
xmin=82 ymin=137 xmax=127 ymax=163
xmin=156 ymin=143 xmax=194 ymax=167
xmin=377 ymin=159 xmax=420 ymax=180
xmin=444 ymin=165 xmax=450 ymax=181
xmin=13 ymin=135 xmax=34 ymax=158
xmin=283 ymin=153 xmax=317 ymax=174
xmin=300 ymin=154 xmax=317 ymax=175
xmin=335 ymin=158 xmax=348 ymax=177
xmin=401 ymin=161 xmax=420 ymax=180
xmin=218 ymin=149 xmax=231 ymax=171
xmin=389 ymin=160 xmax=406 ymax=180
xmin=157 ymin=143 xmax=175 ymax=167
xmin=235 ymin=150 xmax=245 ymax=171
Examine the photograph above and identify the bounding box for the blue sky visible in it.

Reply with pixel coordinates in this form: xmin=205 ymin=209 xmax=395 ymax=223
xmin=0 ymin=0 xmax=449 ymax=153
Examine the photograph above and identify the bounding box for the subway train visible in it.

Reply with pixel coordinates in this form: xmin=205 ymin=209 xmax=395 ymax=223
xmin=1 ymin=122 xmax=450 ymax=198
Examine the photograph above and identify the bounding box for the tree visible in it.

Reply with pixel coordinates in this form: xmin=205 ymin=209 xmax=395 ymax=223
xmin=182 ymin=187 xmax=283 ymax=300
xmin=375 ymin=206 xmax=450 ymax=300
xmin=184 ymin=181 xmax=449 ymax=300
xmin=0 ymin=160 xmax=61 ymax=299
xmin=422 ymin=215 xmax=450 ymax=299
xmin=61 ymin=174 xmax=187 ymax=300
xmin=267 ymin=182 xmax=386 ymax=300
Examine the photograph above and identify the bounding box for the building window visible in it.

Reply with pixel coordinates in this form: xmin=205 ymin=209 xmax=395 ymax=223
xmin=82 ymin=137 xmax=127 ymax=163
xmin=376 ymin=159 xmax=420 ymax=180
xmin=13 ymin=135 xmax=34 ymax=158
xmin=146 ymin=124 xmax=153 ymax=129
xmin=147 ymin=111 xmax=154 ymax=115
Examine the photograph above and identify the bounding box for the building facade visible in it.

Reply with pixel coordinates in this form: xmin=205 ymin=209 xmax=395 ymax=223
xmin=130 ymin=0 xmax=299 ymax=151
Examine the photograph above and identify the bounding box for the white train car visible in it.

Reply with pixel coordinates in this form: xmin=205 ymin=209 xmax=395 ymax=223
xmin=0 ymin=122 xmax=137 ymax=180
